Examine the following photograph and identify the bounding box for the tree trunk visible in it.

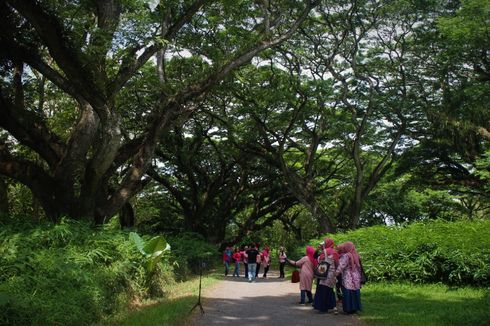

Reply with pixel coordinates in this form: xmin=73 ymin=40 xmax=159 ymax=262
xmin=0 ymin=0 xmax=318 ymax=225
xmin=119 ymin=202 xmax=135 ymax=228
xmin=349 ymin=198 xmax=362 ymax=229
xmin=284 ymin=176 xmax=336 ymax=233
xmin=0 ymin=177 xmax=8 ymax=216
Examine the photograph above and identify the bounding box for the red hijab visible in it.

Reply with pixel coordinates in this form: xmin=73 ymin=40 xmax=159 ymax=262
xmin=306 ymin=246 xmax=318 ymax=267
xmin=337 ymin=241 xmax=360 ymax=269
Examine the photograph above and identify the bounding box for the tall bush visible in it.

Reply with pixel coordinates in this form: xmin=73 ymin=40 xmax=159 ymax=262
xmin=0 ymin=219 xmax=173 ymax=325
xmin=309 ymin=220 xmax=490 ymax=286
xmin=167 ymin=232 xmax=218 ymax=280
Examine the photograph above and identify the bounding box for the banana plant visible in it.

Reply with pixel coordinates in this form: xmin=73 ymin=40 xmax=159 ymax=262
xmin=129 ymin=232 xmax=171 ymax=274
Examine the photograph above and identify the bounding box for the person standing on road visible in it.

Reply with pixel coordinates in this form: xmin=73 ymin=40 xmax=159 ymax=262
xmin=262 ymin=245 xmax=271 ymax=278
xmin=255 ymin=243 xmax=262 ymax=278
xmin=335 ymin=242 xmax=362 ymax=314
xmin=246 ymin=244 xmax=259 ymax=282
xmin=288 ymin=246 xmax=317 ymax=304
xmin=223 ymin=247 xmax=232 ymax=276
xmin=242 ymin=245 xmax=249 ymax=279
xmin=232 ymin=247 xmax=242 ymax=277
xmin=313 ymin=238 xmax=339 ymax=314
xmin=278 ymin=246 xmax=287 ymax=278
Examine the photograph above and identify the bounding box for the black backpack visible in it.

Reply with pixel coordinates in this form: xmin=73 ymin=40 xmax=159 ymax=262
xmin=314 ymin=260 xmax=331 ymax=279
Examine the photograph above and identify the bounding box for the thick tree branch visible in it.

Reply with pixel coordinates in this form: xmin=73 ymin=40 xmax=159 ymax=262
xmin=109 ymin=0 xmax=212 ymax=94
xmin=0 ymin=88 xmax=64 ymax=167
xmin=6 ymin=0 xmax=105 ymax=105
xmin=101 ymin=2 xmax=318 ymax=218
xmin=90 ymin=0 xmax=122 ymax=80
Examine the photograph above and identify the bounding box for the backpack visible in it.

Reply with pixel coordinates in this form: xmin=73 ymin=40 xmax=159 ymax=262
xmin=314 ymin=261 xmax=331 ymax=279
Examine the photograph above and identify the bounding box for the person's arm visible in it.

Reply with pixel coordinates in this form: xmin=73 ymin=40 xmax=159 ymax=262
xmin=289 ymin=256 xmax=306 ymax=267
xmin=335 ymin=255 xmax=348 ymax=275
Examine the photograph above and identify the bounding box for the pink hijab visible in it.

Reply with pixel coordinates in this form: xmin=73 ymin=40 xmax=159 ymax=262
xmin=337 ymin=242 xmax=360 ymax=269
xmin=306 ymin=246 xmax=318 ymax=268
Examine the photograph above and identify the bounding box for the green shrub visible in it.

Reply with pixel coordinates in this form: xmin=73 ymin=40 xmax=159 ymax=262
xmin=307 ymin=219 xmax=490 ymax=286
xmin=0 ymin=219 xmax=174 ymax=325
xmin=167 ymin=232 xmax=218 ymax=280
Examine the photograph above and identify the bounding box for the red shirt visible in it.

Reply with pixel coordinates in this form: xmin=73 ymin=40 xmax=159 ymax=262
xmin=233 ymin=252 xmax=242 ymax=262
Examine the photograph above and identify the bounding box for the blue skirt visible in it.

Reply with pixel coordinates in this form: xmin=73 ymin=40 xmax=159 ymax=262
xmin=341 ymin=286 xmax=362 ymax=313
xmin=314 ymin=284 xmax=336 ymax=312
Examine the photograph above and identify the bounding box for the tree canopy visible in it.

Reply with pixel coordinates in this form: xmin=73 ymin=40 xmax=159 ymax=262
xmin=1 ymin=0 xmax=488 ymax=246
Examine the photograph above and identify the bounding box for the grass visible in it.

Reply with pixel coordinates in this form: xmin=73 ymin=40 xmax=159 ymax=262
xmin=100 ymin=271 xmax=221 ymax=326
xmin=359 ymin=282 xmax=490 ymax=326
xmin=99 ymin=267 xmax=489 ymax=326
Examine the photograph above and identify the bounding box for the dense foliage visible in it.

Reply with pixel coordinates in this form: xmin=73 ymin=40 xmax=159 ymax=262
xmin=302 ymin=219 xmax=490 ymax=286
xmin=0 ymin=218 xmax=215 ymax=325
xmin=1 ymin=1 xmax=488 ymax=324
xmin=1 ymin=0 xmax=488 ymax=247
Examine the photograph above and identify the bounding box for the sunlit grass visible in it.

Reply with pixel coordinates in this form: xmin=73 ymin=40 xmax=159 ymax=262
xmin=100 ymin=271 xmax=221 ymax=326
xmin=102 ymin=273 xmax=489 ymax=326
xmin=359 ymin=282 xmax=489 ymax=326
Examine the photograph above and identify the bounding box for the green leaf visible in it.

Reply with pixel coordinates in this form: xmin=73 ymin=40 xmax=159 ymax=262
xmin=144 ymin=236 xmax=169 ymax=256
xmin=0 ymin=292 xmax=10 ymax=305
xmin=129 ymin=232 xmax=147 ymax=256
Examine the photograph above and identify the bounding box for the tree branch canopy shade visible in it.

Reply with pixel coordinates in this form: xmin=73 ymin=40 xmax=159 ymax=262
xmin=0 ymin=0 xmax=317 ymax=223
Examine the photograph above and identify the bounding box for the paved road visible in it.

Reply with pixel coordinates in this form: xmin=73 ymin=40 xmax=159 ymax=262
xmin=188 ymin=271 xmax=362 ymax=326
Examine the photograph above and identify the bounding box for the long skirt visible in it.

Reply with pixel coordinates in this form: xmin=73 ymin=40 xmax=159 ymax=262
xmin=341 ymin=286 xmax=362 ymax=313
xmin=314 ymin=284 xmax=336 ymax=312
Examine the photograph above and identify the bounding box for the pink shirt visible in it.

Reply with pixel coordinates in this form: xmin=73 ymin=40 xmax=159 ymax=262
xmin=295 ymin=256 xmax=314 ymax=291
xmin=279 ymin=252 xmax=287 ymax=263
xmin=336 ymin=254 xmax=362 ymax=290
xmin=241 ymin=251 xmax=248 ymax=263
xmin=262 ymin=254 xmax=270 ymax=267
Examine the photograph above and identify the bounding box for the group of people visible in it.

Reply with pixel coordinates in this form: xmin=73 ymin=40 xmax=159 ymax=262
xmin=288 ymin=239 xmax=362 ymax=315
xmin=222 ymin=239 xmax=362 ymax=315
xmin=222 ymin=243 xmax=277 ymax=282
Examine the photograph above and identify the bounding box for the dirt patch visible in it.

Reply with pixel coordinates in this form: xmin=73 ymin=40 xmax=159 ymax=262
xmin=187 ymin=270 xmax=362 ymax=326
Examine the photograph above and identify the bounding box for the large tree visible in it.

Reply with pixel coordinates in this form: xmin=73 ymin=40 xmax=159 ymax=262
xmin=0 ymin=0 xmax=317 ymax=223
xmin=223 ymin=0 xmax=435 ymax=231
xmin=394 ymin=0 xmax=490 ymax=215
xmin=147 ymin=108 xmax=297 ymax=243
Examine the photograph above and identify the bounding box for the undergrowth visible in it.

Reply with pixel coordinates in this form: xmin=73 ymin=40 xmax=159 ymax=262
xmin=0 ymin=218 xmax=216 ymax=325
xmin=303 ymin=219 xmax=490 ymax=286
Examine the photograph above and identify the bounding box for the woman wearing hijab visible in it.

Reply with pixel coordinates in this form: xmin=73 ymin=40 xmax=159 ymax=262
xmin=288 ymin=246 xmax=317 ymax=304
xmin=313 ymin=238 xmax=339 ymax=314
xmin=335 ymin=241 xmax=362 ymax=314
xmin=262 ymin=245 xmax=271 ymax=278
